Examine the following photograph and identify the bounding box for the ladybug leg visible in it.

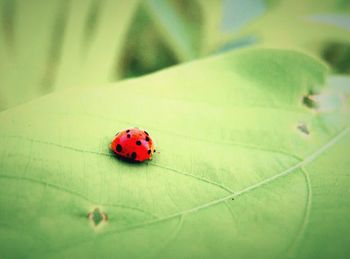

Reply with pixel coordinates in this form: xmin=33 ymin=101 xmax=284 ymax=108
xmin=109 ymin=143 xmax=112 ymax=150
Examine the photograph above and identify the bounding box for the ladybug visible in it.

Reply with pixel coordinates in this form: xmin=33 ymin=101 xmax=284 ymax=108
xmin=110 ymin=128 xmax=155 ymax=162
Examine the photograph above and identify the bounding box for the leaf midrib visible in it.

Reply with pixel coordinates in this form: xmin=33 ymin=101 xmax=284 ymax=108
xmin=154 ymin=125 xmax=350 ymax=220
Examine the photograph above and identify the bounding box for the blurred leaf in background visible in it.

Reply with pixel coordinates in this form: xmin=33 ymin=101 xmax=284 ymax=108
xmin=117 ymin=2 xmax=179 ymax=78
xmin=1 ymin=0 xmax=350 ymax=111
xmin=0 ymin=0 xmax=139 ymax=110
xmin=233 ymin=0 xmax=350 ymax=70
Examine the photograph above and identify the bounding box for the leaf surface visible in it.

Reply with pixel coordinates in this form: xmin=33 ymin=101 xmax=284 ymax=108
xmin=0 ymin=49 xmax=349 ymax=258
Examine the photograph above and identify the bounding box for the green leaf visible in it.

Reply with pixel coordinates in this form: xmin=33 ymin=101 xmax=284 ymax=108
xmin=144 ymin=0 xmax=201 ymax=61
xmin=237 ymin=0 xmax=350 ymax=57
xmin=0 ymin=49 xmax=349 ymax=259
xmin=117 ymin=3 xmax=179 ymax=78
xmin=0 ymin=0 xmax=139 ymax=111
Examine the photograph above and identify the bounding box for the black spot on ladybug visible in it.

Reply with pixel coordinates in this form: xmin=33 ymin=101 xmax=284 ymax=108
xmin=131 ymin=152 xmax=137 ymax=160
xmin=147 ymin=150 xmax=151 ymax=154
xmin=127 ymin=134 xmax=131 ymax=138
xmin=154 ymin=149 xmax=156 ymax=153
xmin=116 ymin=144 xmax=122 ymax=152
xmin=145 ymin=136 xmax=150 ymax=142
xmin=136 ymin=140 xmax=141 ymax=145
xmin=126 ymin=129 xmax=130 ymax=133
xmin=144 ymin=131 xmax=149 ymax=136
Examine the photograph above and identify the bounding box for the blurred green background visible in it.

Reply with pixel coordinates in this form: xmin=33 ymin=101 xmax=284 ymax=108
xmin=1 ymin=0 xmax=350 ymax=110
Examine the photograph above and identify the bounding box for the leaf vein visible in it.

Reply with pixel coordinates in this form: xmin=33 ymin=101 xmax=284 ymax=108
xmin=144 ymin=215 xmax=185 ymax=259
xmin=150 ymin=162 xmax=234 ymax=194
xmin=1 ymin=133 xmax=302 ymax=161
xmin=287 ymin=167 xmax=313 ymax=256
xmin=0 ymin=174 xmax=158 ymax=219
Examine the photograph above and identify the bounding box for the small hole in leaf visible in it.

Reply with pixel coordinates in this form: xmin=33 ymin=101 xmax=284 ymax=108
xmin=302 ymin=90 xmax=319 ymax=109
xmin=87 ymin=208 xmax=108 ymax=226
xmin=297 ymin=123 xmax=310 ymax=135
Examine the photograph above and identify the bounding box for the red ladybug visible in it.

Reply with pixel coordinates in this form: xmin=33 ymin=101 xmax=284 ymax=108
xmin=110 ymin=128 xmax=155 ymax=162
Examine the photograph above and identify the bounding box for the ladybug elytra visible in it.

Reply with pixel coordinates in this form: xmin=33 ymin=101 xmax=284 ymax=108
xmin=110 ymin=128 xmax=155 ymax=162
